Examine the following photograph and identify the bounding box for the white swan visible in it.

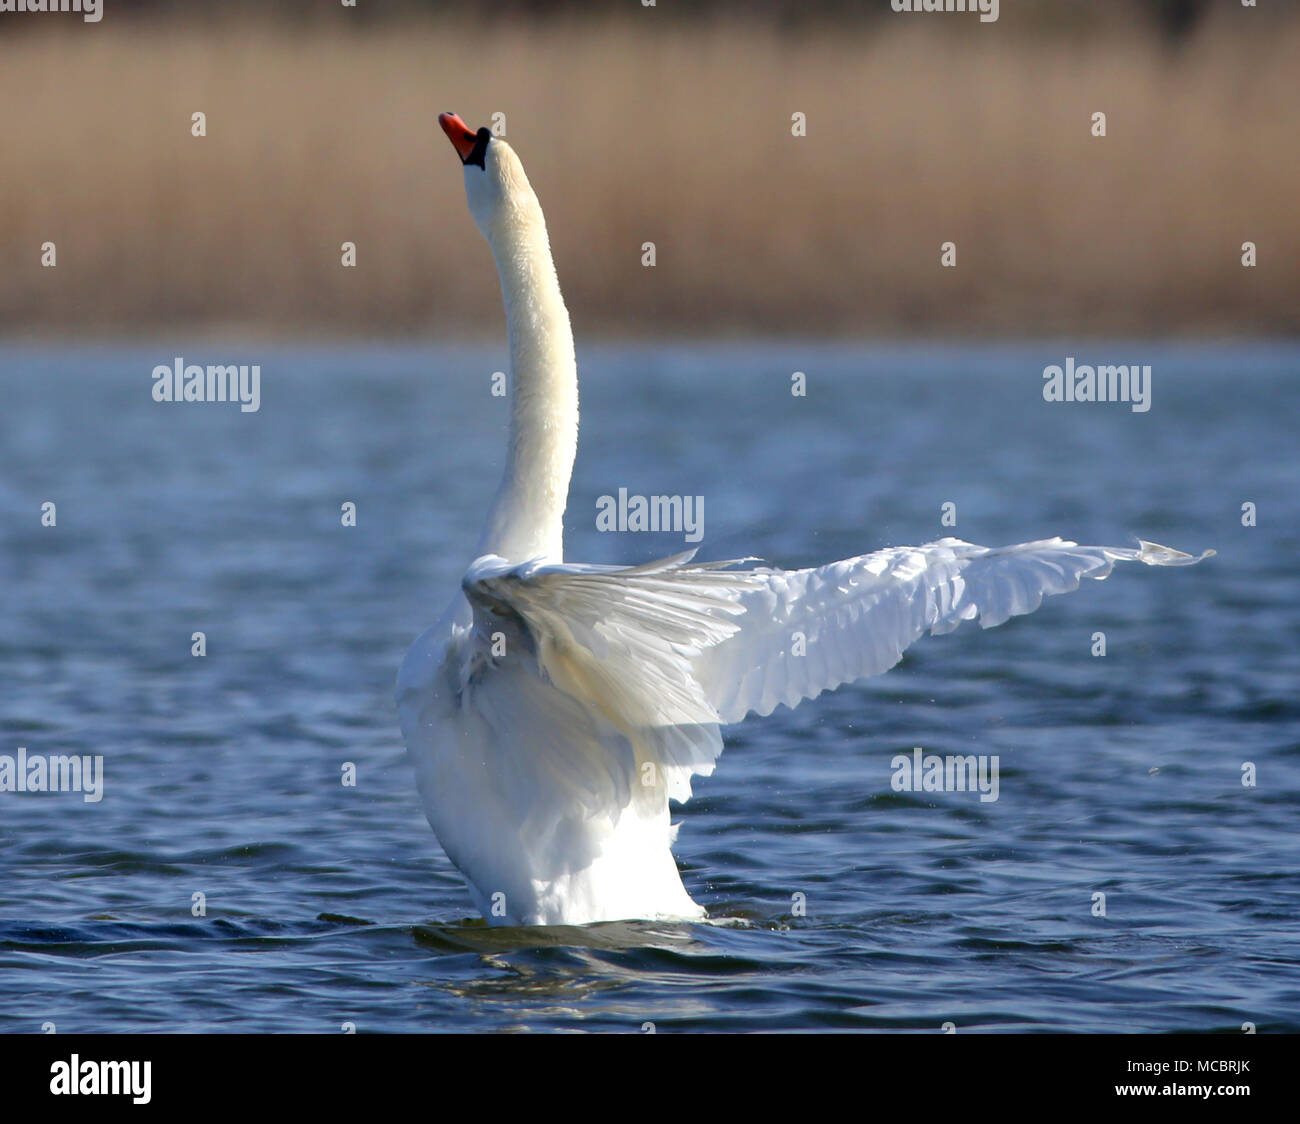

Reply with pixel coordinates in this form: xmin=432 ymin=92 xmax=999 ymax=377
xmin=397 ymin=114 xmax=1212 ymax=927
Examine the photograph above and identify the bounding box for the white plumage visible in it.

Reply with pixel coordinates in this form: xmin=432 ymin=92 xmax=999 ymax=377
xmin=397 ymin=116 xmax=1211 ymax=926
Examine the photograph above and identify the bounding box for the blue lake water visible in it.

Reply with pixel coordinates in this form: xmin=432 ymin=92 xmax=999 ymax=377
xmin=1 ymin=340 xmax=1297 ymax=1033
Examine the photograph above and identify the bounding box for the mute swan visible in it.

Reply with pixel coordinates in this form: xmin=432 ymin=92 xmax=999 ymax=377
xmin=397 ymin=113 xmax=1212 ymax=927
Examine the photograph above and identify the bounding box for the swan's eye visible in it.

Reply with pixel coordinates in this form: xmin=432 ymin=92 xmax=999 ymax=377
xmin=464 ymin=128 xmax=491 ymax=170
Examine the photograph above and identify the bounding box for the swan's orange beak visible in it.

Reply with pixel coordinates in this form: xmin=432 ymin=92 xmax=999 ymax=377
xmin=438 ymin=113 xmax=479 ymax=163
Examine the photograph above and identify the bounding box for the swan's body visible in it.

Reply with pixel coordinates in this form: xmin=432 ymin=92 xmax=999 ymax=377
xmin=397 ymin=115 xmax=1211 ymax=927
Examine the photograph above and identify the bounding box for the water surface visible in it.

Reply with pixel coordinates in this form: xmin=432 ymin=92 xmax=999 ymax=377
xmin=1 ymin=341 xmax=1296 ymax=1032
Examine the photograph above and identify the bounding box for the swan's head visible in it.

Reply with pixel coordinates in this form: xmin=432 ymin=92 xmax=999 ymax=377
xmin=437 ymin=112 xmax=541 ymax=241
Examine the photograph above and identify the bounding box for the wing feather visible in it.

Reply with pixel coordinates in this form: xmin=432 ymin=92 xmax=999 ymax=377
xmin=458 ymin=537 xmax=1212 ymax=801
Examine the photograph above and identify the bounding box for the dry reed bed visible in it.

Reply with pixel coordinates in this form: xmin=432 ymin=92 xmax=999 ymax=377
xmin=2 ymin=16 xmax=1296 ymax=338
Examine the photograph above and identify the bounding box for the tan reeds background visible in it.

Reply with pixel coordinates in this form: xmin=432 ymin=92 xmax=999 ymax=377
xmin=2 ymin=9 xmax=1297 ymax=339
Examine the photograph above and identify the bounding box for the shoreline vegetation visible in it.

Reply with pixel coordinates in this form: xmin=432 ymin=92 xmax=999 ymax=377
xmin=3 ymin=13 xmax=1297 ymax=339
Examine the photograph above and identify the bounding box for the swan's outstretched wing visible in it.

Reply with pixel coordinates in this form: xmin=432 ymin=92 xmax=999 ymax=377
xmin=691 ymin=537 xmax=1211 ymax=724
xmin=460 ymin=536 xmax=1211 ymax=796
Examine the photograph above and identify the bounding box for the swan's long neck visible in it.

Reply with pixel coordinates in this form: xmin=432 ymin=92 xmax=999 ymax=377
xmin=475 ymin=201 xmax=578 ymax=565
